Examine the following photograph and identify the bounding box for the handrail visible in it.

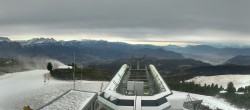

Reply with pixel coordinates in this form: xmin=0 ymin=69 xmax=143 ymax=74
xmin=103 ymin=64 xmax=128 ymax=92
xmin=149 ymin=65 xmax=168 ymax=92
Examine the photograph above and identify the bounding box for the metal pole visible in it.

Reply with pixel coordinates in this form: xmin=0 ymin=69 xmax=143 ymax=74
xmin=73 ymin=52 xmax=75 ymax=90
xmin=81 ymin=67 xmax=83 ymax=80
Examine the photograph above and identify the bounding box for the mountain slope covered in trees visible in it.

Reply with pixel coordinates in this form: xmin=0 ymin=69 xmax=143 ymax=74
xmin=224 ymin=55 xmax=250 ymax=65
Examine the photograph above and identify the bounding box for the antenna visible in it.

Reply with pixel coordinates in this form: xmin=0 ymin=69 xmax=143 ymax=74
xmin=73 ymin=52 xmax=76 ymax=90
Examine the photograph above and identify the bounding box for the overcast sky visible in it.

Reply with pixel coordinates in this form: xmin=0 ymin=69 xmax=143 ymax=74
xmin=0 ymin=0 xmax=249 ymax=46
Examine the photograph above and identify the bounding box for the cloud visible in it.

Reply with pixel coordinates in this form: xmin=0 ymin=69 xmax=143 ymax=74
xmin=0 ymin=0 xmax=249 ymax=45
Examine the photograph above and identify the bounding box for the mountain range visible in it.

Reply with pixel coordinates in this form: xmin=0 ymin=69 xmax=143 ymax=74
xmin=2 ymin=37 xmax=250 ymax=77
xmin=89 ymin=58 xmax=211 ymax=76
xmin=0 ymin=37 xmax=184 ymax=64
xmin=164 ymin=45 xmax=250 ymax=65
xmin=2 ymin=37 xmax=250 ymax=66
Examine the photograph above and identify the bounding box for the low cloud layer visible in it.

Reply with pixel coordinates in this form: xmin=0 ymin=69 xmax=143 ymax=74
xmin=0 ymin=0 xmax=249 ymax=45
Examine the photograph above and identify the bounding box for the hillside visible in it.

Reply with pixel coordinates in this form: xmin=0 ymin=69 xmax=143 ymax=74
xmin=186 ymin=65 xmax=250 ymax=76
xmin=224 ymin=55 xmax=250 ymax=65
xmin=164 ymin=45 xmax=250 ymax=65
xmin=0 ymin=58 xmax=27 ymax=74
xmin=102 ymin=58 xmax=250 ymax=77
xmin=0 ymin=39 xmax=184 ymax=64
xmin=89 ymin=58 xmax=211 ymax=76
xmin=186 ymin=75 xmax=250 ymax=89
xmin=0 ymin=57 xmax=66 ymax=75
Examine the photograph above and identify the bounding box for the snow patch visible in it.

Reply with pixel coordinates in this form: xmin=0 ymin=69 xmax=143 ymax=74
xmin=169 ymin=91 xmax=242 ymax=110
xmin=58 ymin=65 xmax=73 ymax=69
xmin=186 ymin=75 xmax=250 ymax=89
xmin=41 ymin=90 xmax=96 ymax=110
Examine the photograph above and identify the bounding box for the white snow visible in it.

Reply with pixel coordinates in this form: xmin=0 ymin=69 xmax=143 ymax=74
xmin=5 ymin=60 xmax=12 ymax=64
xmin=169 ymin=91 xmax=242 ymax=110
xmin=0 ymin=70 xmax=108 ymax=110
xmin=220 ymin=90 xmax=227 ymax=93
xmin=186 ymin=75 xmax=250 ymax=89
xmin=0 ymin=70 xmax=245 ymax=110
xmin=41 ymin=90 xmax=96 ymax=110
xmin=58 ymin=65 xmax=73 ymax=69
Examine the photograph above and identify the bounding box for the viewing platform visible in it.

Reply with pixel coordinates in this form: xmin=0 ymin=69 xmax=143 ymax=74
xmin=97 ymin=57 xmax=172 ymax=110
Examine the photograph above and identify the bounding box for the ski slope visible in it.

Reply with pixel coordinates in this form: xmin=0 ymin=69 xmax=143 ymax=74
xmin=0 ymin=70 xmax=108 ymax=110
xmin=186 ymin=75 xmax=250 ymax=89
xmin=0 ymin=70 xmax=243 ymax=110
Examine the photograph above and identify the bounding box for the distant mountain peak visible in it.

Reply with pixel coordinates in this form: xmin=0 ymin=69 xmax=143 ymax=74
xmin=22 ymin=38 xmax=57 ymax=45
xmin=29 ymin=37 xmax=56 ymax=42
xmin=186 ymin=45 xmax=216 ymax=48
xmin=0 ymin=37 xmax=11 ymax=42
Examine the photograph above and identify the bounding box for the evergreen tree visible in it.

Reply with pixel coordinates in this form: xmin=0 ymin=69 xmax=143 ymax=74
xmin=220 ymin=85 xmax=224 ymax=90
xmin=72 ymin=63 xmax=77 ymax=69
xmin=47 ymin=62 xmax=53 ymax=71
xmin=226 ymin=82 xmax=236 ymax=94
xmin=204 ymin=83 xmax=207 ymax=88
xmin=215 ymin=84 xmax=219 ymax=89
xmin=207 ymin=85 xmax=211 ymax=88
xmin=237 ymin=87 xmax=245 ymax=92
xmin=245 ymin=86 xmax=250 ymax=94
xmin=211 ymin=83 xmax=215 ymax=88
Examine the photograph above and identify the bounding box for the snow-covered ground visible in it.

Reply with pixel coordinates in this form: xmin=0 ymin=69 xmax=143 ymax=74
xmin=186 ymin=75 xmax=250 ymax=89
xmin=0 ymin=70 xmax=244 ymax=110
xmin=41 ymin=90 xmax=96 ymax=110
xmin=169 ymin=91 xmax=241 ymax=110
xmin=0 ymin=70 xmax=108 ymax=110
xmin=58 ymin=65 xmax=73 ymax=69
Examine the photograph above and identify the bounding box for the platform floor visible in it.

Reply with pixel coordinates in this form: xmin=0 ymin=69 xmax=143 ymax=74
xmin=116 ymin=68 xmax=161 ymax=96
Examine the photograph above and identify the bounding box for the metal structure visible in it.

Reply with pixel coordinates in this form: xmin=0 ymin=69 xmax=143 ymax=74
xmin=183 ymin=94 xmax=203 ymax=110
xmin=98 ymin=57 xmax=173 ymax=110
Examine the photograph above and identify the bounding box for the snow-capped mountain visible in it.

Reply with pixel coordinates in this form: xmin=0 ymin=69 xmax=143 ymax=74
xmin=19 ymin=38 xmax=57 ymax=45
xmin=0 ymin=37 xmax=11 ymax=42
xmin=0 ymin=37 xmax=184 ymax=63
xmin=0 ymin=41 xmax=22 ymax=49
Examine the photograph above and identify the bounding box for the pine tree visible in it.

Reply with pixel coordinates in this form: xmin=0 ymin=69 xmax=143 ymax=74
xmin=72 ymin=63 xmax=77 ymax=69
xmin=215 ymin=84 xmax=219 ymax=89
xmin=211 ymin=83 xmax=215 ymax=88
xmin=226 ymin=82 xmax=236 ymax=94
xmin=220 ymin=85 xmax=224 ymax=90
xmin=207 ymin=85 xmax=211 ymax=88
xmin=244 ymin=86 xmax=250 ymax=94
xmin=47 ymin=62 xmax=53 ymax=71
xmin=237 ymin=87 xmax=245 ymax=92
